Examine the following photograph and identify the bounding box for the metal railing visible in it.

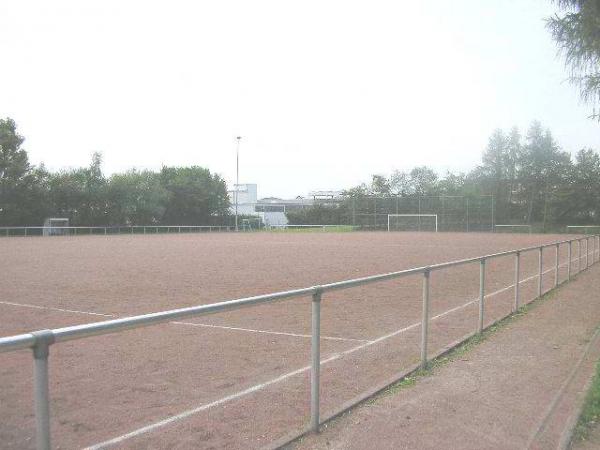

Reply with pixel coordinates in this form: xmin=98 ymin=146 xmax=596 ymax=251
xmin=1 ymin=234 xmax=599 ymax=450
xmin=0 ymin=225 xmax=233 ymax=237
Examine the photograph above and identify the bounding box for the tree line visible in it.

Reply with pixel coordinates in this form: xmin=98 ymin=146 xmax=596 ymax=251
xmin=287 ymin=121 xmax=600 ymax=231
xmin=2 ymin=117 xmax=599 ymax=230
xmin=0 ymin=118 xmax=230 ymax=226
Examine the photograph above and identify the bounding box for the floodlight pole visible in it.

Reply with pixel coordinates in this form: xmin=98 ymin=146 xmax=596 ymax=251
xmin=235 ymin=136 xmax=241 ymax=232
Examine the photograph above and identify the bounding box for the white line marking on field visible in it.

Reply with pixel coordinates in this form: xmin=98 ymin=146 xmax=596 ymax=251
xmin=171 ymin=321 xmax=369 ymax=343
xmin=0 ymin=300 xmax=363 ymax=343
xmin=0 ymin=300 xmax=113 ymax=317
xmin=86 ymin=258 xmax=582 ymax=449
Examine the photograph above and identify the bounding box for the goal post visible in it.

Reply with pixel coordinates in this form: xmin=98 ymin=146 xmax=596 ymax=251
xmin=387 ymin=214 xmax=438 ymax=232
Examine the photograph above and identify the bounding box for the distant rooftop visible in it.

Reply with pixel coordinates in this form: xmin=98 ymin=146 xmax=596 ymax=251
xmin=308 ymin=190 xmax=344 ymax=199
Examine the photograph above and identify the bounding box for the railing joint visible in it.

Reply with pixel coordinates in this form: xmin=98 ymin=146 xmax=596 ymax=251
xmin=312 ymin=286 xmax=323 ymax=300
xmin=31 ymin=330 xmax=55 ymax=359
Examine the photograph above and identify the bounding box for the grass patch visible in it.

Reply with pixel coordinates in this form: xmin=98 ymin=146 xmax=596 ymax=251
xmin=573 ymin=352 xmax=600 ymax=442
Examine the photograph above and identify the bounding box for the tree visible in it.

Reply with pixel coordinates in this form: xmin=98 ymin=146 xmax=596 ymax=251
xmin=48 ymin=152 xmax=108 ymax=225
xmin=505 ymin=126 xmax=522 ymax=219
xmin=438 ymin=171 xmax=466 ymax=195
xmin=517 ymin=122 xmax=572 ymax=228
xmin=0 ymin=118 xmax=42 ymax=225
xmin=480 ymin=129 xmax=508 ymax=220
xmin=409 ymin=166 xmax=438 ymax=196
xmin=106 ymin=170 xmax=168 ymax=225
xmin=547 ymin=1 xmax=600 ymax=118
xmin=389 ymin=170 xmax=412 ymax=196
xmin=160 ymin=166 xmax=230 ymax=225
xmin=369 ymin=175 xmax=392 ymax=196
xmin=563 ymin=148 xmax=600 ymax=223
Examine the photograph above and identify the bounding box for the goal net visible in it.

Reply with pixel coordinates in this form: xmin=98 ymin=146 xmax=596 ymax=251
xmin=387 ymin=214 xmax=438 ymax=232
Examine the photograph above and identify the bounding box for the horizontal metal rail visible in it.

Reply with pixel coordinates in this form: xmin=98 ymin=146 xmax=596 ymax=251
xmin=268 ymin=224 xmax=358 ymax=229
xmin=0 ymin=225 xmax=234 ymax=237
xmin=1 ymin=233 xmax=599 ymax=449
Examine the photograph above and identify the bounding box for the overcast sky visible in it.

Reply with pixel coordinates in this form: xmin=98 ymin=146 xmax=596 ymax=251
xmin=1 ymin=1 xmax=598 ymax=198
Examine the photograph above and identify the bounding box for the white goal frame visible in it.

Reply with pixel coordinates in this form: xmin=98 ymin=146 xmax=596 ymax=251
xmin=494 ymin=224 xmax=532 ymax=234
xmin=387 ymin=214 xmax=438 ymax=232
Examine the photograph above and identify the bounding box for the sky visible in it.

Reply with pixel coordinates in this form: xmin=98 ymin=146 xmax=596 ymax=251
xmin=1 ymin=0 xmax=598 ymax=198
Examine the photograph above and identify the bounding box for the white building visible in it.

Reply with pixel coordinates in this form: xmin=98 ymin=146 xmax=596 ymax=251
xmin=228 ymin=184 xmax=343 ymax=226
xmin=227 ymin=183 xmax=258 ymax=216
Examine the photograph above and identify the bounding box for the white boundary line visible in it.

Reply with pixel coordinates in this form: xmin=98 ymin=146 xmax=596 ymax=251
xmin=0 ymin=301 xmax=365 ymax=344
xmin=85 ymin=258 xmax=582 ymax=450
xmin=171 ymin=322 xmax=369 ymax=343
xmin=0 ymin=301 xmax=113 ymax=317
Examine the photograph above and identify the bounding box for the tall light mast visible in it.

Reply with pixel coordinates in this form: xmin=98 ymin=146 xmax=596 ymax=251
xmin=235 ymin=136 xmax=241 ymax=231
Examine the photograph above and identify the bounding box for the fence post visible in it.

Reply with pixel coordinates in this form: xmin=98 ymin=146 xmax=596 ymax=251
xmin=478 ymin=258 xmax=486 ymax=333
xmin=32 ymin=330 xmax=55 ymax=450
xmin=311 ymin=288 xmax=322 ymax=433
xmin=555 ymin=243 xmax=559 ymax=287
xmin=514 ymin=252 xmax=520 ymax=311
xmin=567 ymin=241 xmax=572 ymax=281
xmin=538 ymin=247 xmax=543 ymax=297
xmin=421 ymin=269 xmax=431 ymax=368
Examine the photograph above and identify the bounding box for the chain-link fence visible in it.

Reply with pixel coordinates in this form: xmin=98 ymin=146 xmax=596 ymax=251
xmin=323 ymin=195 xmax=494 ymax=231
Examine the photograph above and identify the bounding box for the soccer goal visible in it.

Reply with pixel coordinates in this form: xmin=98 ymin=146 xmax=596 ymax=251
xmin=387 ymin=214 xmax=438 ymax=232
xmin=494 ymin=224 xmax=532 ymax=234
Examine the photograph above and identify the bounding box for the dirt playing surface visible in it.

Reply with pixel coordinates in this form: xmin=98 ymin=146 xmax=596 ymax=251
xmin=290 ymin=260 xmax=600 ymax=450
xmin=0 ymin=231 xmax=593 ymax=449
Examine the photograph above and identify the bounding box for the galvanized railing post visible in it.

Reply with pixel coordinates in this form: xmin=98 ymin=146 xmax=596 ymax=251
xmin=478 ymin=258 xmax=486 ymax=333
xmin=538 ymin=247 xmax=543 ymax=297
xmin=514 ymin=251 xmax=520 ymax=311
xmin=421 ymin=268 xmax=430 ymax=368
xmin=31 ymin=330 xmax=55 ymax=450
xmin=555 ymin=243 xmax=559 ymax=287
xmin=311 ymin=288 xmax=322 ymax=433
xmin=586 ymin=238 xmax=589 ymax=269
xmin=578 ymin=239 xmax=582 ymax=273
xmin=567 ymin=241 xmax=572 ymax=281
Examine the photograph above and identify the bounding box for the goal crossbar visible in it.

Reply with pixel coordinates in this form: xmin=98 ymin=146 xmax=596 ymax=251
xmin=387 ymin=214 xmax=438 ymax=232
